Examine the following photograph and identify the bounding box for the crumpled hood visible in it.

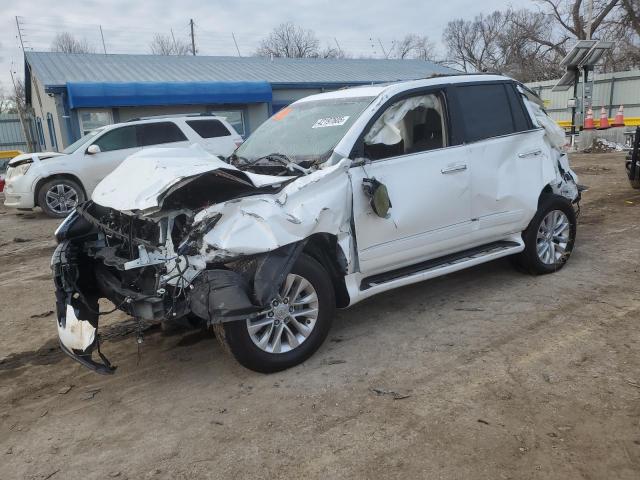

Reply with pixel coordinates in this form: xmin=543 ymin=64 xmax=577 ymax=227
xmin=92 ymin=145 xmax=292 ymax=212
xmin=8 ymin=151 xmax=66 ymax=166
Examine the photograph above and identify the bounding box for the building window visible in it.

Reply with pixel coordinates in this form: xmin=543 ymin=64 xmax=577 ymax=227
xmin=36 ymin=118 xmax=46 ymax=149
xmin=79 ymin=109 xmax=113 ymax=135
xmin=209 ymin=110 xmax=245 ymax=137
xmin=46 ymin=113 xmax=58 ymax=151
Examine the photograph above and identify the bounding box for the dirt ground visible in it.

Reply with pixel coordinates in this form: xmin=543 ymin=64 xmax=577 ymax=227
xmin=1 ymin=152 xmax=639 ymax=480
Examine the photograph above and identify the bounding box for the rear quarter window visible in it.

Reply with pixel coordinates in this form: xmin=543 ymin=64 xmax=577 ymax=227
xmin=187 ymin=119 xmax=231 ymax=138
xmin=456 ymin=83 xmax=528 ymax=143
xmin=138 ymin=122 xmax=187 ymax=147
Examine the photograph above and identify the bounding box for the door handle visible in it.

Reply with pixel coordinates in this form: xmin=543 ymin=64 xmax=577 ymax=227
xmin=518 ymin=149 xmax=542 ymax=158
xmin=441 ymin=164 xmax=467 ymax=174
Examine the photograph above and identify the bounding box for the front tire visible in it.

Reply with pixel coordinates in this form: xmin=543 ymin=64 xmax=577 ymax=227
xmin=214 ymin=254 xmax=336 ymax=373
xmin=37 ymin=178 xmax=85 ymax=218
xmin=513 ymin=193 xmax=577 ymax=274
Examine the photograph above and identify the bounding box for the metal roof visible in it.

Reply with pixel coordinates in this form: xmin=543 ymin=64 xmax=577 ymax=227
xmin=25 ymin=51 xmax=456 ymax=88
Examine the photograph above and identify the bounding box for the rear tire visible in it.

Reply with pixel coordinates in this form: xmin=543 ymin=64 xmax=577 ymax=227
xmin=513 ymin=194 xmax=577 ymax=275
xmin=215 ymin=253 xmax=335 ymax=373
xmin=630 ymin=178 xmax=640 ymax=189
xmin=37 ymin=178 xmax=85 ymax=218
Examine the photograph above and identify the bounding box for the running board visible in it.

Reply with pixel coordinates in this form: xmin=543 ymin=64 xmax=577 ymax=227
xmin=360 ymin=240 xmax=523 ymax=291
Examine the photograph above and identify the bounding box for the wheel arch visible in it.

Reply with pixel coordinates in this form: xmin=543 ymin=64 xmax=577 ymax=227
xmin=34 ymin=173 xmax=87 ymax=206
xmin=302 ymin=233 xmax=351 ymax=308
xmin=537 ymin=184 xmax=554 ymax=207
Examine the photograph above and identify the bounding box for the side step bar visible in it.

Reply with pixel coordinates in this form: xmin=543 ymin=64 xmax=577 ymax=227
xmin=360 ymin=240 xmax=523 ymax=291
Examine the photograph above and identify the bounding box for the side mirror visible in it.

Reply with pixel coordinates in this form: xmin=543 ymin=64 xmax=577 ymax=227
xmin=362 ymin=177 xmax=392 ymax=218
xmin=86 ymin=144 xmax=101 ymax=155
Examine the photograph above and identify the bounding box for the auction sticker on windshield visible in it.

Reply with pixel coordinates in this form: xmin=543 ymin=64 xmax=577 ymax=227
xmin=312 ymin=116 xmax=350 ymax=128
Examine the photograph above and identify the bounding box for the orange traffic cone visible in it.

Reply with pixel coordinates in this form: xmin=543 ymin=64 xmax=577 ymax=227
xmin=584 ymin=107 xmax=595 ymax=130
xmin=598 ymin=106 xmax=610 ymax=130
xmin=612 ymin=105 xmax=625 ymax=127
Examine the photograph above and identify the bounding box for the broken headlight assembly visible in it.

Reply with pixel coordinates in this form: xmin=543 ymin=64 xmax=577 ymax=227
xmin=6 ymin=160 xmax=32 ymax=178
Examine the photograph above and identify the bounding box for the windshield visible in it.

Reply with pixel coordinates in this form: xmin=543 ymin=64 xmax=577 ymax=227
xmin=235 ymin=96 xmax=374 ymax=164
xmin=62 ymin=128 xmax=106 ymax=154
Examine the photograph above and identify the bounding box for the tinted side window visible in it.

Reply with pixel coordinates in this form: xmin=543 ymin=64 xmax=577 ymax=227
xmin=187 ymin=119 xmax=231 ymax=138
xmin=505 ymin=85 xmax=531 ymax=132
xmin=138 ymin=122 xmax=187 ymax=147
xmin=456 ymin=84 xmax=516 ymax=142
xmin=94 ymin=126 xmax=138 ymax=152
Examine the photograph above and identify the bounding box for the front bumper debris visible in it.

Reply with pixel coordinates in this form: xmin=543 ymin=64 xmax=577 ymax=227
xmin=52 ymin=209 xmax=307 ymax=375
xmin=52 ymin=241 xmax=116 ymax=375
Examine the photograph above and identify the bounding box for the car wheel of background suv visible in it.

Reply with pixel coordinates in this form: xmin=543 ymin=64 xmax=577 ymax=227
xmin=513 ymin=193 xmax=577 ymax=275
xmin=213 ymin=253 xmax=336 ymax=373
xmin=37 ymin=178 xmax=85 ymax=218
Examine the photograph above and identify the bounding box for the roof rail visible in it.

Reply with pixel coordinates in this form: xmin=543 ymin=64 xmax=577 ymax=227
xmin=126 ymin=112 xmax=220 ymax=122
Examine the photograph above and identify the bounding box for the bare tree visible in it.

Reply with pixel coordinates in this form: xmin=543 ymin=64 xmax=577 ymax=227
xmin=255 ymin=23 xmax=320 ymax=58
xmin=7 ymin=78 xmax=25 ymax=114
xmin=502 ymin=9 xmax=566 ymax=79
xmin=620 ymin=0 xmax=640 ymax=36
xmin=443 ymin=9 xmax=565 ymax=81
xmin=443 ymin=1 xmax=637 ymax=80
xmin=51 ymin=32 xmax=94 ymax=54
xmin=389 ymin=34 xmax=437 ymax=60
xmin=0 ymin=86 xmax=13 ymax=114
xmin=535 ymin=0 xmax=621 ymax=40
xmin=149 ymin=33 xmax=191 ymax=55
xmin=535 ymin=0 xmax=639 ymax=71
xmin=318 ymin=45 xmax=349 ymax=59
xmin=442 ymin=12 xmax=505 ymax=72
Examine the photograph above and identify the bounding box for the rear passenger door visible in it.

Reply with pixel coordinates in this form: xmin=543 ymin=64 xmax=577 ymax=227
xmin=186 ymin=119 xmax=241 ymax=157
xmin=452 ymin=82 xmax=544 ymax=243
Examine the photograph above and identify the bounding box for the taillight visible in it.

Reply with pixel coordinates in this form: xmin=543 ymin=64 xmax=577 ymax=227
xmin=0 ymin=178 xmax=5 ymax=192
xmin=234 ymin=139 xmax=243 ymax=148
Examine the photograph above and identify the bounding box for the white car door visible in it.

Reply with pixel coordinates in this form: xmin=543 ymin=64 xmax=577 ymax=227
xmin=453 ymin=82 xmax=546 ymax=243
xmin=85 ymin=125 xmax=142 ymax=193
xmin=349 ymin=91 xmax=473 ymax=275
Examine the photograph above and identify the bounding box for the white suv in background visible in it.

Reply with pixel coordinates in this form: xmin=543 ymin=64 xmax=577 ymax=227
xmin=3 ymin=114 xmax=243 ymax=217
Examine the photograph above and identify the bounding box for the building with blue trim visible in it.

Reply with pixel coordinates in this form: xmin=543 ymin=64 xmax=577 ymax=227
xmin=25 ymin=52 xmax=455 ymax=151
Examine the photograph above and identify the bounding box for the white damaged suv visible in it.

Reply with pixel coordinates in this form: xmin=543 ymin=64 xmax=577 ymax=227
xmin=52 ymin=74 xmax=580 ymax=374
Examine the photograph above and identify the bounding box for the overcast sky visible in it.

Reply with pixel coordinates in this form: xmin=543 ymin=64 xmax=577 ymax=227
xmin=1 ymin=0 xmax=537 ymax=92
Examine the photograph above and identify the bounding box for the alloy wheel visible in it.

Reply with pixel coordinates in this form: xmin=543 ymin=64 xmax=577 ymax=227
xmin=45 ymin=184 xmax=79 ymax=214
xmin=246 ymin=273 xmax=319 ymax=354
xmin=536 ymin=210 xmax=571 ymax=265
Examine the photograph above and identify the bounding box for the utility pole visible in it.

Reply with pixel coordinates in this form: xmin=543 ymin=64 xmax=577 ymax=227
xmin=15 ymin=16 xmax=25 ymax=51
xmin=232 ymin=32 xmax=241 ymax=57
xmin=584 ymin=0 xmax=595 ymax=130
xmin=99 ymin=25 xmax=107 ymax=54
xmin=171 ymin=28 xmax=178 ymax=52
xmin=189 ymin=19 xmax=196 ymax=55
xmin=10 ymin=67 xmax=35 ymax=153
xmin=377 ymin=38 xmax=389 ymax=59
